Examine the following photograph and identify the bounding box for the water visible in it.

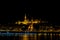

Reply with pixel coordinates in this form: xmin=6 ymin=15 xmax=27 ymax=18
xmin=0 ymin=32 xmax=60 ymax=40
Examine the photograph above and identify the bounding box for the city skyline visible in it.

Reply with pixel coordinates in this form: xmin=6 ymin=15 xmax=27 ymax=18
xmin=0 ymin=12 xmax=60 ymax=25
xmin=0 ymin=1 xmax=60 ymax=25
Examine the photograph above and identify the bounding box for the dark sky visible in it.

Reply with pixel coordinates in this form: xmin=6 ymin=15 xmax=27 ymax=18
xmin=0 ymin=1 xmax=60 ymax=25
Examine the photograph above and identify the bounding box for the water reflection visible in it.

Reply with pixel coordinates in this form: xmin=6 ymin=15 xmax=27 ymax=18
xmin=22 ymin=33 xmax=28 ymax=40
xmin=18 ymin=33 xmax=60 ymax=40
xmin=0 ymin=33 xmax=60 ymax=40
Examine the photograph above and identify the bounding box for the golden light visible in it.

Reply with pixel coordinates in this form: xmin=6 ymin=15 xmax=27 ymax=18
xmin=38 ymin=33 xmax=42 ymax=36
xmin=28 ymin=24 xmax=33 ymax=31
xmin=15 ymin=14 xmax=40 ymax=25
xmin=23 ymin=34 xmax=28 ymax=40
xmin=15 ymin=21 xmax=21 ymax=24
xmin=22 ymin=20 xmax=29 ymax=25
xmin=44 ymin=33 xmax=47 ymax=36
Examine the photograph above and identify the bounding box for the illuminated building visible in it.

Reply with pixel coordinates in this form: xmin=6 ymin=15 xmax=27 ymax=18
xmin=15 ymin=14 xmax=40 ymax=25
xmin=0 ymin=14 xmax=60 ymax=32
xmin=15 ymin=14 xmax=40 ymax=31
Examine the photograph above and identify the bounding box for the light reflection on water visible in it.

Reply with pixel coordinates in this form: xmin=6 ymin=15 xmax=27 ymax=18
xmin=18 ymin=33 xmax=60 ymax=40
xmin=0 ymin=33 xmax=60 ymax=40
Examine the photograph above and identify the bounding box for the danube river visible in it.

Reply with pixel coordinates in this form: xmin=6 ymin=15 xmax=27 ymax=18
xmin=0 ymin=32 xmax=60 ymax=40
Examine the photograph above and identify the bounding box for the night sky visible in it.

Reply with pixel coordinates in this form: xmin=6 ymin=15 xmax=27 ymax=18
xmin=0 ymin=1 xmax=60 ymax=25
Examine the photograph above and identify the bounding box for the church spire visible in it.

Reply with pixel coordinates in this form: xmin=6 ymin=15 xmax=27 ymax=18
xmin=24 ymin=13 xmax=27 ymax=20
